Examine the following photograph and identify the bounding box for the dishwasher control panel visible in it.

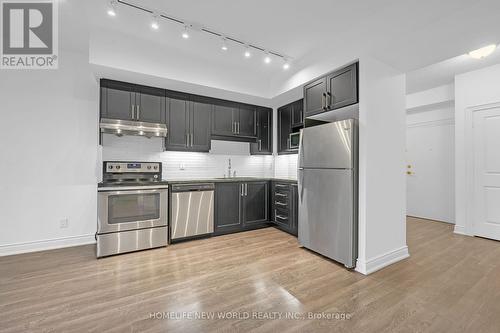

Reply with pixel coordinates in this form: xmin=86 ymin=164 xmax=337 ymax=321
xmin=170 ymin=183 xmax=215 ymax=192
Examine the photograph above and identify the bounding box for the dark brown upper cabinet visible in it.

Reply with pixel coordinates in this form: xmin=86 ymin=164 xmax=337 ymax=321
xmin=250 ymin=107 xmax=273 ymax=155
xmin=278 ymin=99 xmax=303 ymax=155
xmin=303 ymin=62 xmax=358 ymax=117
xmin=164 ymin=92 xmax=212 ymax=152
xmin=212 ymin=101 xmax=256 ymax=140
xmin=100 ymin=79 xmax=165 ymax=124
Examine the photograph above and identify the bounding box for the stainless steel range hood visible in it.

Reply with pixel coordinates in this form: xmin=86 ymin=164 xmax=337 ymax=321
xmin=100 ymin=118 xmax=167 ymax=138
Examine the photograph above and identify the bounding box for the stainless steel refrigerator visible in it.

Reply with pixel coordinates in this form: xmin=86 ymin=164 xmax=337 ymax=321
xmin=298 ymin=119 xmax=358 ymax=268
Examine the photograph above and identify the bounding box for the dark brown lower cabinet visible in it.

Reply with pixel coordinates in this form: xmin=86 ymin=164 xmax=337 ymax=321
xmin=214 ymin=181 xmax=270 ymax=234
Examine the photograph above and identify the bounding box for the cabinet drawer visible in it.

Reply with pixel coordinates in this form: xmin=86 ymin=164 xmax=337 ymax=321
xmin=274 ymin=209 xmax=290 ymax=222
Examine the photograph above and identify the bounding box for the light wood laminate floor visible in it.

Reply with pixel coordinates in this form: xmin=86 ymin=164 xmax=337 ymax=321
xmin=1 ymin=217 xmax=500 ymax=332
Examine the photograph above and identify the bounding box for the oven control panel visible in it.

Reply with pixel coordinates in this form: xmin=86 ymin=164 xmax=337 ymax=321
xmin=104 ymin=162 xmax=160 ymax=173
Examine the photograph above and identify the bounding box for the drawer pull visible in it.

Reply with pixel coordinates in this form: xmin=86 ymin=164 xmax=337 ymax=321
xmin=275 ymin=214 xmax=288 ymax=220
xmin=275 ymin=184 xmax=288 ymax=188
xmin=275 ymin=193 xmax=287 ymax=197
xmin=275 ymin=202 xmax=287 ymax=206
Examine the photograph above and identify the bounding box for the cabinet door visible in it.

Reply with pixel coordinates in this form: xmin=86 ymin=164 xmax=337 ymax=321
xmin=251 ymin=107 xmax=272 ymax=155
xmin=278 ymin=105 xmax=292 ymax=153
xmin=326 ymin=63 xmax=358 ymax=110
xmin=215 ymin=182 xmax=243 ymax=233
xmin=135 ymin=86 xmax=165 ymax=123
xmin=165 ymin=96 xmax=189 ymax=150
xmin=238 ymin=104 xmax=257 ymax=137
xmin=303 ymin=77 xmax=327 ymax=117
xmin=189 ymin=101 xmax=212 ymax=152
xmin=291 ymin=99 xmax=304 ymax=128
xmin=243 ymin=182 xmax=269 ymax=226
xmin=212 ymin=102 xmax=237 ymax=136
xmin=101 ymin=81 xmax=135 ymax=121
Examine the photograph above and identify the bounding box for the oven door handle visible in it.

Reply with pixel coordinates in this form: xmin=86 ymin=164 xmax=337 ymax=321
xmin=98 ymin=187 xmax=168 ymax=195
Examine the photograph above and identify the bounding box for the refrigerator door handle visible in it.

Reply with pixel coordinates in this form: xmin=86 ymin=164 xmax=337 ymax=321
xmin=297 ymin=129 xmax=305 ymax=169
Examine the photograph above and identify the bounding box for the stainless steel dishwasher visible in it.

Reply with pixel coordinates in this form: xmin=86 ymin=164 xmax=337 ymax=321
xmin=170 ymin=183 xmax=215 ymax=241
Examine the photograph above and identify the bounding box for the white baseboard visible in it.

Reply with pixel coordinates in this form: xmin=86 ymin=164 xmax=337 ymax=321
xmin=0 ymin=234 xmax=96 ymax=257
xmin=453 ymin=225 xmax=467 ymax=235
xmin=355 ymin=246 xmax=409 ymax=275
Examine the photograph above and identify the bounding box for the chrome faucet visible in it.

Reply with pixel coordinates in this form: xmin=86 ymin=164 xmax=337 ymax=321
xmin=227 ymin=158 xmax=232 ymax=178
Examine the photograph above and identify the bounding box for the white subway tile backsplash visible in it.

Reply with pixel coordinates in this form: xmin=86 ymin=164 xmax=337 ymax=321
xmin=274 ymin=154 xmax=298 ymax=179
xmin=101 ymin=134 xmax=274 ymax=180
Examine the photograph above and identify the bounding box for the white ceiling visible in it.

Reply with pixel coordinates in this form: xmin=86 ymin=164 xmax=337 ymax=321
xmin=87 ymin=0 xmax=500 ymax=98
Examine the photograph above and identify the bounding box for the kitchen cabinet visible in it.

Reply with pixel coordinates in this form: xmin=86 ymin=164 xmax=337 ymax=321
xmin=214 ymin=182 xmax=242 ymax=233
xmin=303 ymin=62 xmax=358 ymax=117
xmin=326 ymin=63 xmax=358 ymax=110
xmin=250 ymin=107 xmax=273 ymax=155
xmin=291 ymin=100 xmax=304 ymax=128
xmin=271 ymin=182 xmax=298 ymax=236
xmin=100 ymin=79 xmax=165 ymax=123
xmin=243 ymin=181 xmax=269 ymax=226
xmin=278 ymin=100 xmax=303 ymax=155
xmin=165 ymin=92 xmax=212 ymax=152
xmin=212 ymin=101 xmax=256 ymax=139
xmin=214 ymin=181 xmax=270 ymax=234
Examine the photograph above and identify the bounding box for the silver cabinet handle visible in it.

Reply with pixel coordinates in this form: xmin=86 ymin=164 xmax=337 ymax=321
xmin=275 ymin=214 xmax=288 ymax=220
xmin=186 ymin=133 xmax=189 ymax=146
xmin=131 ymin=105 xmax=135 ymax=119
xmin=275 ymin=201 xmax=287 ymax=206
xmin=232 ymin=122 xmax=235 ymax=133
xmin=287 ymin=138 xmax=290 ymax=150
xmin=240 ymin=184 xmax=244 ymax=196
xmin=259 ymin=139 xmax=262 ymax=151
xmin=321 ymin=93 xmax=325 ymax=110
xmin=245 ymin=183 xmax=248 ymax=196
xmin=275 ymin=193 xmax=287 ymax=197
xmin=275 ymin=184 xmax=288 ymax=188
xmin=136 ymin=105 xmax=140 ymax=120
xmin=191 ymin=133 xmax=194 ymax=147
xmin=236 ymin=122 xmax=240 ymax=134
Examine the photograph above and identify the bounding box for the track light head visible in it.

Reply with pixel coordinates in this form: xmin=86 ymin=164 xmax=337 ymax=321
xmin=107 ymin=0 xmax=117 ymax=17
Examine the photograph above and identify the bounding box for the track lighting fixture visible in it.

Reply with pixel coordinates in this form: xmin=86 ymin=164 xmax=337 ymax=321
xmin=106 ymin=1 xmax=293 ymax=68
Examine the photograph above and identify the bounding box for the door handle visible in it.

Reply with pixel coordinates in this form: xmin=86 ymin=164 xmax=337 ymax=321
xmin=237 ymin=122 xmax=240 ymax=134
xmin=131 ymin=105 xmax=135 ymax=119
xmin=240 ymin=184 xmax=244 ymax=196
xmin=321 ymin=93 xmax=325 ymax=110
xmin=326 ymin=92 xmax=331 ymax=109
xmin=245 ymin=183 xmax=248 ymax=196
xmin=190 ymin=133 xmax=193 ymax=147
xmin=136 ymin=105 xmax=140 ymax=120
xmin=186 ymin=133 xmax=189 ymax=146
xmin=259 ymin=139 xmax=262 ymax=151
xmin=232 ymin=122 xmax=235 ymax=134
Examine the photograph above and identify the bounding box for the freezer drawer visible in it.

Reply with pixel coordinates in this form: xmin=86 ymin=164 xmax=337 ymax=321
xmin=298 ymin=168 xmax=357 ymax=267
xmin=171 ymin=189 xmax=214 ymax=240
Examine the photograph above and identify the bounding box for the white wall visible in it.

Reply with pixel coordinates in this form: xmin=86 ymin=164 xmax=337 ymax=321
xmin=0 ymin=2 xmax=100 ymax=256
xmin=356 ymin=56 xmax=408 ymax=275
xmin=455 ymin=64 xmax=500 ymax=235
xmin=406 ymin=107 xmax=455 ymax=223
xmin=101 ymin=135 xmax=274 ymax=180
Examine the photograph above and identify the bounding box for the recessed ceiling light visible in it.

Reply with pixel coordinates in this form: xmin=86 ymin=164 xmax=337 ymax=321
xmin=107 ymin=0 xmax=117 ymax=17
xmin=151 ymin=14 xmax=159 ymax=30
xmin=244 ymin=46 xmax=251 ymax=58
xmin=468 ymin=44 xmax=497 ymax=59
xmin=182 ymin=25 xmax=190 ymax=39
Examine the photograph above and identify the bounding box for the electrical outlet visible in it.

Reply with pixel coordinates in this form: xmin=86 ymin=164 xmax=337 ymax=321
xmin=60 ymin=218 xmax=69 ymax=229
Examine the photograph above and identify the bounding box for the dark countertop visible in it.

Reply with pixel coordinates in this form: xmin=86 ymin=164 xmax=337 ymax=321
xmin=98 ymin=177 xmax=297 ymax=188
xmin=164 ymin=177 xmax=297 ymax=184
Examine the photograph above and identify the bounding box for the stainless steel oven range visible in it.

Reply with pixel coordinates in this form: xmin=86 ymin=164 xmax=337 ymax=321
xmin=97 ymin=161 xmax=168 ymax=258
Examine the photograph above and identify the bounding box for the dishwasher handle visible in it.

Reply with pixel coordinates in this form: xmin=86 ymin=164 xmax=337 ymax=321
xmin=170 ymin=183 xmax=215 ymax=192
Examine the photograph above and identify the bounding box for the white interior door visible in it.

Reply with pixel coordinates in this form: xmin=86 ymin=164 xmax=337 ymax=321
xmin=473 ymin=107 xmax=500 ymax=240
xmin=406 ymin=120 xmax=455 ymax=223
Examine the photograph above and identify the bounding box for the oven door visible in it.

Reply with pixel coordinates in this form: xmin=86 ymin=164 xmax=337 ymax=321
xmin=98 ymin=187 xmax=168 ymax=234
